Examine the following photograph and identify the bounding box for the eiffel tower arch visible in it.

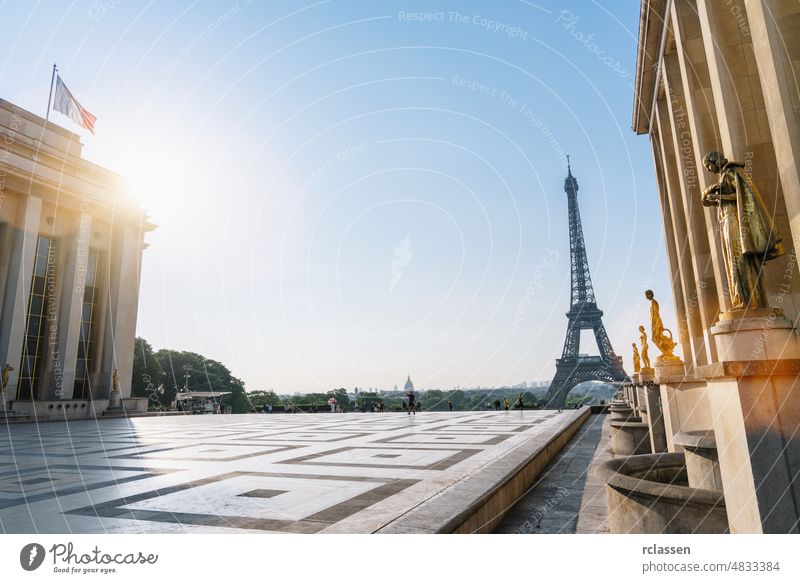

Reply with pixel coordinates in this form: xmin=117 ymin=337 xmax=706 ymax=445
xmin=545 ymin=160 xmax=629 ymax=409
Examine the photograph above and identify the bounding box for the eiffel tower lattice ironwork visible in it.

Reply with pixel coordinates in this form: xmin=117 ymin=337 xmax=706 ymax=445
xmin=545 ymin=159 xmax=628 ymax=408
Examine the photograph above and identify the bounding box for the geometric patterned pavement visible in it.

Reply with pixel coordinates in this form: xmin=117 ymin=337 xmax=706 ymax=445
xmin=0 ymin=410 xmax=565 ymax=534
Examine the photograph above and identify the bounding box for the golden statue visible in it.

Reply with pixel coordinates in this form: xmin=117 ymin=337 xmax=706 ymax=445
xmin=631 ymin=343 xmax=641 ymax=373
xmin=645 ymin=290 xmax=681 ymax=363
xmin=1 ymin=364 xmax=13 ymax=392
xmin=112 ymin=368 xmax=120 ymax=392
xmin=702 ymin=151 xmax=783 ymax=310
xmin=638 ymin=326 xmax=651 ymax=370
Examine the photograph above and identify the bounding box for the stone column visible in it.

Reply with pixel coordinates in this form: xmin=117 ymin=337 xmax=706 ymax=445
xmin=52 ymin=212 xmax=92 ymax=399
xmin=0 ymin=195 xmax=42 ymax=402
xmin=649 ymin=134 xmax=692 ymax=364
xmin=661 ymin=50 xmax=719 ymax=366
xmin=99 ymin=224 xmax=143 ymax=400
xmin=745 ymin=0 xmax=800 ymax=252
xmin=654 ymin=99 xmax=703 ymax=366
xmin=670 ymin=0 xmax=729 ymax=321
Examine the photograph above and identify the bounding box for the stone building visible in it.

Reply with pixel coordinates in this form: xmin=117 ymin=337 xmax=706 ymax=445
xmin=0 ymin=98 xmax=153 ymax=419
xmin=596 ymin=0 xmax=800 ymax=534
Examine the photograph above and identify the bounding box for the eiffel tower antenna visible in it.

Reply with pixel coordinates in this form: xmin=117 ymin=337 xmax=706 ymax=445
xmin=545 ymin=162 xmax=628 ymax=408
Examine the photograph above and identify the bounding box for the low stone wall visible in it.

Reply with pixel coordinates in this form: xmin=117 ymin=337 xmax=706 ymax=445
xmin=9 ymin=399 xmax=102 ymax=420
xmin=377 ymin=407 xmax=592 ymax=534
xmin=3 ymin=397 xmax=148 ymax=422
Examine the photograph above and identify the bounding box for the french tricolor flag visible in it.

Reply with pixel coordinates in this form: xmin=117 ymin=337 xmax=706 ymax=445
xmin=52 ymin=75 xmax=97 ymax=134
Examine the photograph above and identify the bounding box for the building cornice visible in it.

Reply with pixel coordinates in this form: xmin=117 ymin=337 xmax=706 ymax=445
xmin=632 ymin=0 xmax=670 ymax=134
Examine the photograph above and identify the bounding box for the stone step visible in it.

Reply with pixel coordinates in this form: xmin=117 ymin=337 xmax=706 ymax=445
xmin=101 ymin=407 xmax=128 ymax=418
xmin=0 ymin=410 xmax=32 ymax=423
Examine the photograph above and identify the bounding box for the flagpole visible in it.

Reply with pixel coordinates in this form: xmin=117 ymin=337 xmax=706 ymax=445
xmin=45 ymin=63 xmax=57 ymax=122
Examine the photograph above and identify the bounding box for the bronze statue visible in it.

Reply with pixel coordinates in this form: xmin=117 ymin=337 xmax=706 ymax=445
xmin=645 ymin=290 xmax=680 ymax=362
xmin=631 ymin=343 xmax=641 ymax=373
xmin=0 ymin=364 xmax=13 ymax=392
xmin=638 ymin=326 xmax=651 ymax=369
xmin=702 ymin=151 xmax=783 ymax=310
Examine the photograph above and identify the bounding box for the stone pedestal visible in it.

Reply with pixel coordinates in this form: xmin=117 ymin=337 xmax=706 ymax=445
xmin=642 ymin=383 xmax=668 ymax=453
xmin=655 ymin=365 xmax=712 ymax=453
xmin=673 ymin=430 xmax=722 ymax=491
xmin=109 ymin=388 xmax=122 ymax=409
xmin=712 ymin=310 xmax=800 ymax=361
xmin=704 ymin=313 xmax=800 ymax=534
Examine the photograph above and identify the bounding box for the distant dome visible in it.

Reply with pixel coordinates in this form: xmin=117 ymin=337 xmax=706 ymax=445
xmin=404 ymin=375 xmax=414 ymax=391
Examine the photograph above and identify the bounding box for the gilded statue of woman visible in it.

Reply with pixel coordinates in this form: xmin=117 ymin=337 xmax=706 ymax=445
xmin=702 ymin=151 xmax=783 ymax=310
xmin=631 ymin=343 xmax=641 ymax=373
xmin=638 ymin=326 xmax=651 ymax=369
xmin=645 ymin=289 xmax=678 ymax=361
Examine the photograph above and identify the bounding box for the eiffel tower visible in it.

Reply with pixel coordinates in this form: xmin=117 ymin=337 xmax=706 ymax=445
xmin=545 ymin=159 xmax=628 ymax=409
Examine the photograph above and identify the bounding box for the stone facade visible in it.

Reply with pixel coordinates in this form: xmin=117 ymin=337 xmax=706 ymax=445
xmin=0 ymin=99 xmax=153 ymax=417
xmin=609 ymin=0 xmax=800 ymax=534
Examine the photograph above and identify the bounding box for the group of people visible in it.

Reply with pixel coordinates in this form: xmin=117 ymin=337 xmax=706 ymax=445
xmin=485 ymin=395 xmax=525 ymax=411
xmin=360 ymin=402 xmax=386 ymax=413
xmin=487 ymin=398 xmax=510 ymax=411
xmin=260 ymin=393 xmax=531 ymax=414
xmin=404 ymin=391 xmax=422 ymax=414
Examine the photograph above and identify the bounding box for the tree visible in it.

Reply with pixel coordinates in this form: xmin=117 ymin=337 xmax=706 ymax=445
xmin=247 ymin=390 xmax=281 ymax=410
xmin=131 ymin=337 xmax=165 ymax=408
xmin=155 ymin=349 xmax=250 ymax=413
xmin=329 ymin=388 xmax=351 ymax=411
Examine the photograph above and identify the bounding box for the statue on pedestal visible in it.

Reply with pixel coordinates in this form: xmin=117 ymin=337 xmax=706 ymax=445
xmin=702 ymin=151 xmax=783 ymax=310
xmin=632 ymin=343 xmax=641 ymax=373
xmin=638 ymin=326 xmax=652 ymax=370
xmin=645 ymin=290 xmax=682 ymax=364
xmin=0 ymin=364 xmax=12 ymax=393
xmin=109 ymin=368 xmax=122 ymax=408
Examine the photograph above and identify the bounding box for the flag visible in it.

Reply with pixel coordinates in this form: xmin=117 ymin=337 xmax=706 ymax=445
xmin=52 ymin=76 xmax=96 ymax=134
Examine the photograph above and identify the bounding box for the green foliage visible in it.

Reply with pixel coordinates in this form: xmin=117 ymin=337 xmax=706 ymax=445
xmin=276 ymin=388 xmax=352 ymax=411
xmin=131 ymin=337 xmax=166 ymax=408
xmin=154 ymin=348 xmax=249 ymax=413
xmin=247 ymin=390 xmax=281 ymax=410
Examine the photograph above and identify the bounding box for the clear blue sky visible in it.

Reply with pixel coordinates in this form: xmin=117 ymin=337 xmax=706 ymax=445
xmin=0 ymin=0 xmax=673 ymax=392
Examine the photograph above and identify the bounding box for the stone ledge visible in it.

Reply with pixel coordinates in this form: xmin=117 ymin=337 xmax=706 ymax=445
xmin=376 ymin=407 xmax=591 ymax=534
xmin=673 ymin=430 xmax=716 ymax=449
xmin=697 ymin=359 xmax=800 ymax=379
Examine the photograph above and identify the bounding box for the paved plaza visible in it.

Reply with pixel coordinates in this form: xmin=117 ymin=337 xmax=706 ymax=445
xmin=0 ymin=410 xmax=582 ymax=534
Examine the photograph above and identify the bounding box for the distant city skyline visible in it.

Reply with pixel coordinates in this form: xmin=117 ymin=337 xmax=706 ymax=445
xmin=1 ymin=1 xmax=671 ymax=392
